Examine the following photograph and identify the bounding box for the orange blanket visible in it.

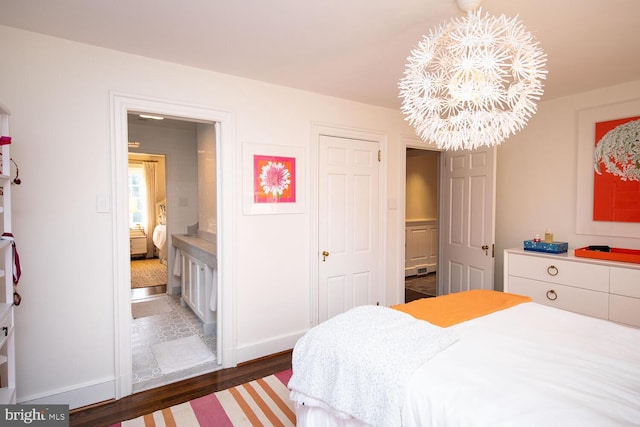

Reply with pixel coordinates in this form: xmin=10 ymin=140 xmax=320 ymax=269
xmin=392 ymin=289 xmax=532 ymax=327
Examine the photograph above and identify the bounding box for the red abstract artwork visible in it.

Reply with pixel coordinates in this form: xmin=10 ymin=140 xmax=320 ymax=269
xmin=253 ymin=155 xmax=296 ymax=204
xmin=593 ymin=115 xmax=640 ymax=222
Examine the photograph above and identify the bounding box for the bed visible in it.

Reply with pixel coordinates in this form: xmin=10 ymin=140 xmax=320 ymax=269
xmin=152 ymin=200 xmax=167 ymax=263
xmin=152 ymin=223 xmax=166 ymax=261
xmin=288 ymin=290 xmax=640 ymax=426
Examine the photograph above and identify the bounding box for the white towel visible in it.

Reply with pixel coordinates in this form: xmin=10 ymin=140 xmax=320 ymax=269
xmin=173 ymin=249 xmax=182 ymax=277
xmin=288 ymin=305 xmax=459 ymax=427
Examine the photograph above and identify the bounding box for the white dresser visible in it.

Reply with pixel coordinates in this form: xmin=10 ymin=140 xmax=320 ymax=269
xmin=130 ymin=228 xmax=147 ymax=258
xmin=504 ymin=248 xmax=640 ymax=328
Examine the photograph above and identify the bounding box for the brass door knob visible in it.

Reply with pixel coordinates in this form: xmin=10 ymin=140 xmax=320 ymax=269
xmin=322 ymin=251 xmax=330 ymax=262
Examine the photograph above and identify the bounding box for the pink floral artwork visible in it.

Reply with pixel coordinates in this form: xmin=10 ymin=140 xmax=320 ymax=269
xmin=253 ymin=155 xmax=296 ymax=203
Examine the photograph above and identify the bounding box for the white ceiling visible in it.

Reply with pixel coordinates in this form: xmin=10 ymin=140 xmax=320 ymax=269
xmin=1 ymin=0 xmax=640 ymax=110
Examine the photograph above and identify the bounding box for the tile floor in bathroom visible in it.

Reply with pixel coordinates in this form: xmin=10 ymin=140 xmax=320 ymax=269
xmin=131 ymin=293 xmax=222 ymax=393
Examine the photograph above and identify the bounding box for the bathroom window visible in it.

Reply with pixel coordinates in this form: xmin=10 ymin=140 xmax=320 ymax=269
xmin=128 ymin=164 xmax=147 ymax=229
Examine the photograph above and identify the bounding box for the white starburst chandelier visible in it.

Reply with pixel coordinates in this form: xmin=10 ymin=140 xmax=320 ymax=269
xmin=399 ymin=0 xmax=547 ymax=150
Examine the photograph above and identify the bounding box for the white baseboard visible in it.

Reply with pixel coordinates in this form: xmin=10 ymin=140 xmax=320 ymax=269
xmin=236 ymin=330 xmax=305 ymax=364
xmin=20 ymin=333 xmax=304 ymax=410
xmin=19 ymin=377 xmax=115 ymax=411
xmin=405 ymin=265 xmax=437 ymax=277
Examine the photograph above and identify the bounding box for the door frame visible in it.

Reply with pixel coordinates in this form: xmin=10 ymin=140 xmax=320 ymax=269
xmin=399 ymin=136 xmax=443 ymax=301
xmin=110 ymin=92 xmax=236 ymax=399
xmin=399 ymin=137 xmax=497 ymax=300
xmin=309 ymin=122 xmax=387 ymax=327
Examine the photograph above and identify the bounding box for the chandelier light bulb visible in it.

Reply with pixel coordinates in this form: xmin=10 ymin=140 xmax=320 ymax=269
xmin=399 ymin=8 xmax=547 ymax=150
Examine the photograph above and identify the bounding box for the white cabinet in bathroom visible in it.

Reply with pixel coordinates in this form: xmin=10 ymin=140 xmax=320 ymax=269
xmin=180 ymin=251 xmax=216 ymax=335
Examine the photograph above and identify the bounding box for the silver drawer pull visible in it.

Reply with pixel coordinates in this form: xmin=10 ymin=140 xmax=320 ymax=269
xmin=547 ymin=265 xmax=558 ymax=276
xmin=546 ymin=290 xmax=558 ymax=301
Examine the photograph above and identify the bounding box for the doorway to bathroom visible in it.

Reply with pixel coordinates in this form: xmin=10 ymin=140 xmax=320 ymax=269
xmin=127 ymin=116 xmax=215 ymax=392
xmin=111 ymin=93 xmax=236 ymax=399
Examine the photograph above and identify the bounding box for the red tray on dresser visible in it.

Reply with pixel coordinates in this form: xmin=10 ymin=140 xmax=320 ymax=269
xmin=574 ymin=247 xmax=640 ymax=264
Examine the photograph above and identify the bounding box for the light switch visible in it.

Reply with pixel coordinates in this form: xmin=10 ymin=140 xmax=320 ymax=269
xmin=96 ymin=195 xmax=110 ymax=213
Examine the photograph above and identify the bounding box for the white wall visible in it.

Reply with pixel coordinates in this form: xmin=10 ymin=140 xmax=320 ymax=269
xmin=495 ymin=80 xmax=640 ymax=289
xmin=0 ymin=25 xmax=410 ymax=407
xmin=197 ymin=123 xmax=217 ymax=236
xmin=406 ymin=151 xmax=438 ymax=221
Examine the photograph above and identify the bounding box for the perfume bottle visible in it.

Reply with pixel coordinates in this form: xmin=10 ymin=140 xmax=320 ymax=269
xmin=544 ymin=228 xmax=553 ymax=243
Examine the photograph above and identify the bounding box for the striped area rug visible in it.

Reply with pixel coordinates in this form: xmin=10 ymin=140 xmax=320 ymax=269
xmin=112 ymin=370 xmax=295 ymax=426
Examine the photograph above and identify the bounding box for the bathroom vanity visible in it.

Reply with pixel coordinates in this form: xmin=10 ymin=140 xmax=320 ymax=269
xmin=172 ymin=234 xmax=217 ymax=335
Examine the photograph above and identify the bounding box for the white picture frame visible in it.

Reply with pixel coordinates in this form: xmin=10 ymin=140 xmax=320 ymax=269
xmin=242 ymin=142 xmax=306 ymax=215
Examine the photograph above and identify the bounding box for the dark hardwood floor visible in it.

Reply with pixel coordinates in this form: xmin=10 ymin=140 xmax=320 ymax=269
xmin=405 ymin=287 xmax=430 ymax=303
xmin=70 ymin=350 xmax=293 ymax=427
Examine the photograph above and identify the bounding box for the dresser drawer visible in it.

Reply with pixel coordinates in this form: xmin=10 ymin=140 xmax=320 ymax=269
xmin=609 ymin=294 xmax=640 ymax=328
xmin=610 ymin=267 xmax=640 ymax=298
xmin=508 ymin=276 xmax=609 ymax=320
xmin=508 ymin=254 xmax=609 ymax=292
xmin=130 ymin=236 xmax=147 ymax=256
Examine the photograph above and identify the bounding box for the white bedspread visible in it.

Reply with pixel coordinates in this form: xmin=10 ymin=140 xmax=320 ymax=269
xmin=294 ymin=302 xmax=640 ymax=427
xmin=288 ymin=305 xmax=459 ymax=427
xmin=400 ymin=302 xmax=640 ymax=426
xmin=152 ymin=224 xmax=167 ymax=262
xmin=152 ymin=224 xmax=166 ymax=250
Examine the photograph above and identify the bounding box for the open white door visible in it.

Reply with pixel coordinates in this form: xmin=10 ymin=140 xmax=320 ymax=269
xmin=318 ymin=134 xmax=380 ymax=322
xmin=440 ymin=147 xmax=496 ymax=294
